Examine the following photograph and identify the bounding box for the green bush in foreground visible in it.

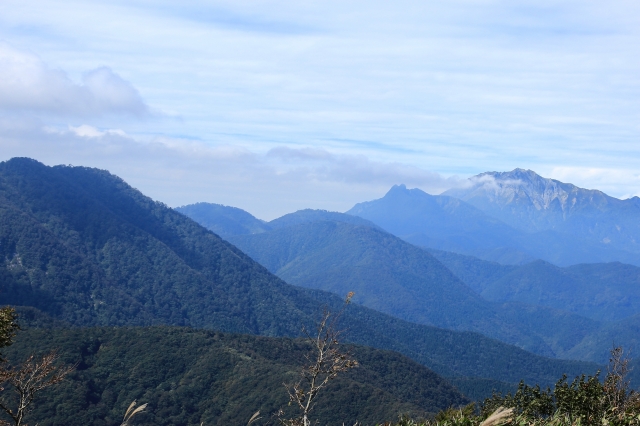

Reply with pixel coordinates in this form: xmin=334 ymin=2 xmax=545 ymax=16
xmin=384 ymin=347 xmax=640 ymax=426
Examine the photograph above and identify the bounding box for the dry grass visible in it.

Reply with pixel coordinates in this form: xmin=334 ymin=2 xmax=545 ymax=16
xmin=120 ymin=400 xmax=147 ymax=426
xmin=479 ymin=407 xmax=513 ymax=426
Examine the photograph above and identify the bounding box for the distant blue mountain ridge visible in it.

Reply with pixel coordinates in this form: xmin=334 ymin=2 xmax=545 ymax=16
xmin=347 ymin=171 xmax=640 ymax=267
xmin=178 ymin=189 xmax=640 ymax=363
xmin=175 ymin=202 xmax=270 ymax=238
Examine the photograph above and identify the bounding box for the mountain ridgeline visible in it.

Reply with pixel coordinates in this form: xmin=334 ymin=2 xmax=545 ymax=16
xmin=0 ymin=158 xmax=600 ymax=395
xmin=347 ymin=181 xmax=640 ymax=267
xmin=444 ymin=168 xmax=640 ymax=253
xmin=427 ymin=249 xmax=640 ymax=323
xmin=226 ymin=213 xmax=640 ymax=363
xmin=228 ymin=219 xmax=602 ymax=359
xmin=174 ymin=202 xmax=271 ymax=238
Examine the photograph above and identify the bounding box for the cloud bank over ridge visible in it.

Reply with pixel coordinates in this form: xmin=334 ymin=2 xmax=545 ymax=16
xmin=0 ymin=121 xmax=464 ymax=219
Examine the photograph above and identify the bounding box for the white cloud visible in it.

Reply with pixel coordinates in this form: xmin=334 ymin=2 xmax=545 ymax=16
xmin=66 ymin=124 xmax=127 ymax=138
xmin=465 ymin=174 xmax=525 ymax=192
xmin=266 ymin=146 xmax=463 ymax=191
xmin=0 ymin=121 xmax=463 ymax=219
xmin=0 ymin=44 xmax=149 ymax=117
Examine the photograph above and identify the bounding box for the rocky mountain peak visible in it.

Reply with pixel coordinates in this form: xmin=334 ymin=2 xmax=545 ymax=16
xmin=443 ymin=168 xmax=639 ymax=237
xmin=468 ymin=169 xmax=575 ymax=211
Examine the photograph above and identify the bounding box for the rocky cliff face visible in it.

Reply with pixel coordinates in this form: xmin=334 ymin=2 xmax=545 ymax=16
xmin=448 ymin=168 xmax=617 ymax=214
xmin=444 ymin=169 xmax=640 ymax=255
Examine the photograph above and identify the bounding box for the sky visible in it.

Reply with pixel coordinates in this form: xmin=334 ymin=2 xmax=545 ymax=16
xmin=1 ymin=0 xmax=639 ymax=219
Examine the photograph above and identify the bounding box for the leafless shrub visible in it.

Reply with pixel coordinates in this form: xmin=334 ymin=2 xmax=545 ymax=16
xmin=280 ymin=292 xmax=359 ymax=426
xmin=603 ymin=346 xmax=640 ymax=416
xmin=0 ymin=351 xmax=75 ymax=426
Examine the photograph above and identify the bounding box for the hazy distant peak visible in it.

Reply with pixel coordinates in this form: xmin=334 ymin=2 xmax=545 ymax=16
xmin=451 ymin=168 xmax=612 ymax=212
xmin=270 ymin=208 xmax=380 ymax=230
xmin=440 ymin=169 xmax=640 ymax=254
xmin=384 ymin=183 xmax=430 ymax=198
xmin=175 ymin=202 xmax=270 ymax=238
xmin=387 ymin=183 xmax=408 ymax=194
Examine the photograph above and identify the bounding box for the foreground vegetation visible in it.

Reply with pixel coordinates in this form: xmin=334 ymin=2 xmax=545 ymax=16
xmin=385 ymin=347 xmax=640 ymax=426
xmin=1 ymin=303 xmax=639 ymax=425
xmin=0 ymin=326 xmax=466 ymax=425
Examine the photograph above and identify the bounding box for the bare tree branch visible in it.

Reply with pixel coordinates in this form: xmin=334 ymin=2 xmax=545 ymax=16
xmin=280 ymin=293 xmax=358 ymax=426
xmin=0 ymin=351 xmax=75 ymax=426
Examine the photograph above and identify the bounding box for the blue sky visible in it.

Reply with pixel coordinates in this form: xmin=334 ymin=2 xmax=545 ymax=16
xmin=1 ymin=0 xmax=639 ymax=219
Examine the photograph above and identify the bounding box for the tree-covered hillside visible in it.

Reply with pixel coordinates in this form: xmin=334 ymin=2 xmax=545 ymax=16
xmin=231 ymin=220 xmax=492 ymax=331
xmin=0 ymin=158 xmax=600 ymax=390
xmin=0 ymin=157 xmax=321 ymax=335
xmin=429 ymin=249 xmax=640 ymax=323
xmin=268 ymin=209 xmax=380 ymax=230
xmin=174 ymin=202 xmax=271 ymax=238
xmin=228 ymin=220 xmax=602 ymax=359
xmin=2 ymin=327 xmax=468 ymax=425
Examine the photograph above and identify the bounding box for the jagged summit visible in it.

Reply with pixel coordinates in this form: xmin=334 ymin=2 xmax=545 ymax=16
xmin=354 ymin=171 xmax=640 ymax=264
xmin=451 ymin=168 xmax=611 ymax=213
xmin=443 ymin=169 xmax=640 ymax=255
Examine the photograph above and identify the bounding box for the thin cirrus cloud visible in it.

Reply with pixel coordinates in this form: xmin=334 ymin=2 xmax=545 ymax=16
xmin=0 ymin=43 xmax=149 ymax=118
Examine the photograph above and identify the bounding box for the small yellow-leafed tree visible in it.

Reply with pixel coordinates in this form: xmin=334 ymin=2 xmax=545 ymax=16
xmin=280 ymin=292 xmax=359 ymax=426
xmin=0 ymin=308 xmax=18 ymax=361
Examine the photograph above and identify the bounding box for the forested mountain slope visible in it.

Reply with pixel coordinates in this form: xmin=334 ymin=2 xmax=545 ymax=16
xmin=230 ymin=220 xmax=499 ymax=329
xmin=0 ymin=158 xmax=599 ymax=389
xmin=0 ymin=157 xmax=320 ymax=334
xmin=428 ymin=249 xmax=640 ymax=323
xmin=3 ymin=327 xmax=469 ymax=426
xmin=174 ymin=202 xmax=271 ymax=238
xmin=228 ymin=220 xmax=601 ymax=358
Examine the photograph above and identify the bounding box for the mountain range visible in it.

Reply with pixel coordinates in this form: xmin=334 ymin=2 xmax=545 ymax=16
xmin=0 ymin=157 xmax=601 ymax=403
xmin=177 ymin=175 xmax=640 ymax=365
xmin=445 ymin=169 xmax=640 ymax=254
xmin=348 ymin=179 xmax=640 ymax=266
xmin=224 ymin=212 xmax=640 ymax=363
xmin=227 ymin=218 xmax=600 ymax=358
